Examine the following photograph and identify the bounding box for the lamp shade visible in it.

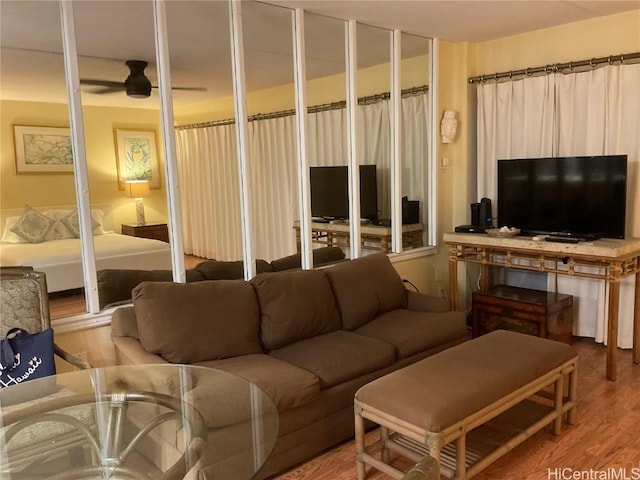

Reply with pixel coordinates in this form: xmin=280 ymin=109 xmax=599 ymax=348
xmin=124 ymin=180 xmax=150 ymax=198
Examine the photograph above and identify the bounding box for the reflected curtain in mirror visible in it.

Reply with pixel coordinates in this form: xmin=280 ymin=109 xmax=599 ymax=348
xmin=175 ymin=92 xmax=430 ymax=262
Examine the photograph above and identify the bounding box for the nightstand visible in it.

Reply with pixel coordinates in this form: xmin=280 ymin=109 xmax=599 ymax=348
xmin=121 ymin=223 xmax=170 ymax=243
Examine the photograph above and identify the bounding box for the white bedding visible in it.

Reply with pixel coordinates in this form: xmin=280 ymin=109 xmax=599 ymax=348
xmin=0 ymin=233 xmax=172 ymax=292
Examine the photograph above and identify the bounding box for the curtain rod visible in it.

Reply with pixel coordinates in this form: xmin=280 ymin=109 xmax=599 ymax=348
xmin=468 ymin=51 xmax=640 ymax=84
xmin=176 ymin=84 xmax=428 ymax=130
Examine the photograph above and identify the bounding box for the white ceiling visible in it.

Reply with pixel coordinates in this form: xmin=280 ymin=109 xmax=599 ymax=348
xmin=1 ymin=0 xmax=638 ymax=109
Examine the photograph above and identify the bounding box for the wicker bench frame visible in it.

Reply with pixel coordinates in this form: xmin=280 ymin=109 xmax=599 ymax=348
xmin=354 ymin=337 xmax=578 ymax=480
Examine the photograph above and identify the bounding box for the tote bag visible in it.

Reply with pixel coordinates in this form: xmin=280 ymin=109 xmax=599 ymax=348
xmin=0 ymin=327 xmax=56 ymax=389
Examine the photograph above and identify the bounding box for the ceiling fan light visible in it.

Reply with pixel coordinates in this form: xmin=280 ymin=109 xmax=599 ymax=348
xmin=125 ymin=76 xmax=152 ymax=98
xmin=124 ymin=60 xmax=152 ymax=98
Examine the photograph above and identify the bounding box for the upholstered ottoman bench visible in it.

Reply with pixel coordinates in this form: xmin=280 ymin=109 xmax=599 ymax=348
xmin=354 ymin=330 xmax=578 ymax=479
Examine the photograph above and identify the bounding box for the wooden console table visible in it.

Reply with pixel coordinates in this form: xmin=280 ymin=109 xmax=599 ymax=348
xmin=293 ymin=221 xmax=423 ymax=254
xmin=443 ymin=232 xmax=640 ymax=381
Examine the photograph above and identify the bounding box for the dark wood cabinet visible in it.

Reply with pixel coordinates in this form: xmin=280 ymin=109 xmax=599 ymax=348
xmin=472 ymin=285 xmax=573 ymax=344
xmin=121 ymin=223 xmax=169 ymax=243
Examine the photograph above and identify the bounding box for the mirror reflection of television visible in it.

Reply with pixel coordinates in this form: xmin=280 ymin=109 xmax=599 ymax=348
xmin=310 ymin=165 xmax=378 ymax=221
xmin=497 ymin=155 xmax=627 ymax=239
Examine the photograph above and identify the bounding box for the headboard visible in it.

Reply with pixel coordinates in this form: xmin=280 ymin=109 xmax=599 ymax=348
xmin=0 ymin=204 xmax=116 ymax=234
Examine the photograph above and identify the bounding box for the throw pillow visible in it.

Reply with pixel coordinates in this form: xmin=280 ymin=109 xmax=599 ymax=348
xmin=9 ymin=205 xmax=56 ymax=244
xmin=58 ymin=210 xmax=102 ymax=238
xmin=1 ymin=216 xmax=26 ymax=244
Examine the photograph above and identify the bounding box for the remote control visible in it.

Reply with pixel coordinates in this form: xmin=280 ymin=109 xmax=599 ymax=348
xmin=544 ymin=236 xmax=580 ymax=244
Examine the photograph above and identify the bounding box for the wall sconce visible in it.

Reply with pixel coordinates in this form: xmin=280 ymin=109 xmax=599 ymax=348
xmin=440 ymin=110 xmax=458 ymax=144
xmin=124 ymin=180 xmax=150 ymax=226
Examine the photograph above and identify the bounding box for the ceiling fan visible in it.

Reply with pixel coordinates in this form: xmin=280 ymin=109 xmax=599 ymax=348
xmin=80 ymin=60 xmax=207 ymax=98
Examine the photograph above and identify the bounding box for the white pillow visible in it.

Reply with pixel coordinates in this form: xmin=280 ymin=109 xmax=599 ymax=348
xmin=52 ymin=209 xmax=104 ymax=237
xmin=1 ymin=216 xmax=26 ymax=244
xmin=9 ymin=205 xmax=56 ymax=243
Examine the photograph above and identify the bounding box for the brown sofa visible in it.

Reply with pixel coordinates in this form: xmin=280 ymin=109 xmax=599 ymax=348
xmin=110 ymin=253 xmax=468 ymax=478
xmin=97 ymin=246 xmax=345 ymax=309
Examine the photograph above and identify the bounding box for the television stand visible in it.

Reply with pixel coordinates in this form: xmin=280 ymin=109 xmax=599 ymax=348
xmin=293 ymin=221 xmax=423 ymax=254
xmin=443 ymin=232 xmax=640 ymax=382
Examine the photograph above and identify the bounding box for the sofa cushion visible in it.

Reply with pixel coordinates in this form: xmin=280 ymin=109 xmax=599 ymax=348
xmin=251 ymin=269 xmax=342 ymax=350
xmin=195 ymin=259 xmax=273 ymax=280
xmin=195 ymin=354 xmax=320 ymax=413
xmin=354 ymin=309 xmax=469 ymax=359
xmin=325 ymin=253 xmax=408 ymax=331
xmin=132 ymin=280 xmax=262 ymax=363
xmin=269 ymin=330 xmax=395 ymax=389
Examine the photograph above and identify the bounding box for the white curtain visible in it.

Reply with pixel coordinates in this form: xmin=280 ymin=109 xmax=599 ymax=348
xmin=175 ymin=125 xmax=242 ymax=261
xmin=402 ymin=94 xmax=431 ymax=225
xmin=176 ymin=94 xmax=429 ymax=262
xmin=476 ymin=63 xmax=640 ymax=347
xmin=477 ymin=75 xmax=555 ymax=200
xmin=248 ymin=115 xmax=298 ymax=261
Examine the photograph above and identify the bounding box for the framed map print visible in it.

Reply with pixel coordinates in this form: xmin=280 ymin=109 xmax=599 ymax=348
xmin=114 ymin=129 xmax=161 ymax=190
xmin=13 ymin=125 xmax=73 ymax=173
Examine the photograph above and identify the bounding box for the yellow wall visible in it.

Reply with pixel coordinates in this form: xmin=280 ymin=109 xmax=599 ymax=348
xmin=473 ymin=10 xmax=640 ymax=75
xmin=0 ymin=100 xmax=168 ymax=227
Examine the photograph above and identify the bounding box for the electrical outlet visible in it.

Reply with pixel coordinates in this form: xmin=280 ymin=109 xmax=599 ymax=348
xmin=435 ymin=267 xmax=441 ymax=282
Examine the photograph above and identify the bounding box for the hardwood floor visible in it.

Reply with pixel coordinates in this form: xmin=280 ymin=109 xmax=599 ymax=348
xmin=274 ymin=338 xmax=640 ymax=480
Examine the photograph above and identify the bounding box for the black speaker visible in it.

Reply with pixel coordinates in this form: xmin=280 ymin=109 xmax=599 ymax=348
xmin=402 ymin=197 xmax=420 ymax=224
xmin=471 ymin=202 xmax=480 ymax=226
xmin=479 ymin=197 xmax=493 ymax=227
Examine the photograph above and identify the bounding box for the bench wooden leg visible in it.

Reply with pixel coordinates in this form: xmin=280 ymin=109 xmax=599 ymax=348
xmin=456 ymin=433 xmax=466 ymax=479
xmin=553 ymin=376 xmax=563 ymax=435
xmin=567 ymin=362 xmax=578 ymax=425
xmin=381 ymin=426 xmax=390 ymax=463
xmin=355 ymin=411 xmax=366 ymax=480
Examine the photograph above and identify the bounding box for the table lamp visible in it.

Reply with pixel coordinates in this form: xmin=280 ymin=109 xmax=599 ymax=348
xmin=124 ymin=180 xmax=150 ymax=226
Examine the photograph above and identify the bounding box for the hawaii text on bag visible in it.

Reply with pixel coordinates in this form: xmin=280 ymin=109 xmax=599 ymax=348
xmin=0 ymin=327 xmax=56 ymax=389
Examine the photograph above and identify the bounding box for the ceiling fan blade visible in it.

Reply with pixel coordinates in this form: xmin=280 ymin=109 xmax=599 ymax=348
xmin=87 ymin=86 xmax=125 ymax=95
xmin=80 ymin=79 xmax=124 ymax=89
xmin=151 ymin=85 xmax=208 ymax=92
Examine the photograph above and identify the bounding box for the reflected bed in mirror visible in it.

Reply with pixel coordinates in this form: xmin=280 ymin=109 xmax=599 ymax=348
xmin=0 ymin=204 xmax=171 ymax=293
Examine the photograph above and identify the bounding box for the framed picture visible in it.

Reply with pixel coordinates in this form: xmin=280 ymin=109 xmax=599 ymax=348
xmin=13 ymin=125 xmax=73 ymax=174
xmin=114 ymin=129 xmax=161 ymax=190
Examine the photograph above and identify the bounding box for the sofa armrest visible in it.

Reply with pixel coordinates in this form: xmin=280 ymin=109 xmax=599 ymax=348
xmin=111 ymin=306 xmax=140 ymax=340
xmin=112 ymin=337 xmax=169 ymax=366
xmin=406 ymin=290 xmax=450 ymax=313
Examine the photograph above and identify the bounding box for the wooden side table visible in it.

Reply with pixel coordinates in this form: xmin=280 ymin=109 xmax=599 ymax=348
xmin=121 ymin=223 xmax=169 ymax=243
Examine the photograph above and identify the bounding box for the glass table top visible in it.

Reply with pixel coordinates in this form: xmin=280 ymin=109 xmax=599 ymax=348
xmin=0 ymin=364 xmax=279 ymax=480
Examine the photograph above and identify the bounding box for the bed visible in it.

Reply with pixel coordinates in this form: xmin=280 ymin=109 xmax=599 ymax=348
xmin=0 ymin=204 xmax=172 ymax=293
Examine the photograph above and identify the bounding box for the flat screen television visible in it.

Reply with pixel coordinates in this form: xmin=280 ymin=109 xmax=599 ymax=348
xmin=497 ymin=155 xmax=627 ymax=239
xmin=310 ymin=165 xmax=378 ymax=221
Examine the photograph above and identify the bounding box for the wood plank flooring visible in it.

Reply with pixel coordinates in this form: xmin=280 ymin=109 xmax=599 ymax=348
xmin=273 ymin=337 xmax=640 ymax=480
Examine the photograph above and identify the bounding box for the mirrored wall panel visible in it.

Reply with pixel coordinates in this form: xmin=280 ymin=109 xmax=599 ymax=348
xmin=400 ymin=32 xmax=431 ymax=251
xmin=170 ymin=1 xmax=243 ymax=273
xmin=0 ymin=0 xmax=83 ymax=318
xmin=242 ymin=1 xmax=298 ymax=267
xmin=356 ymin=23 xmax=392 ymax=256
xmin=304 ymin=12 xmax=349 ymax=262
